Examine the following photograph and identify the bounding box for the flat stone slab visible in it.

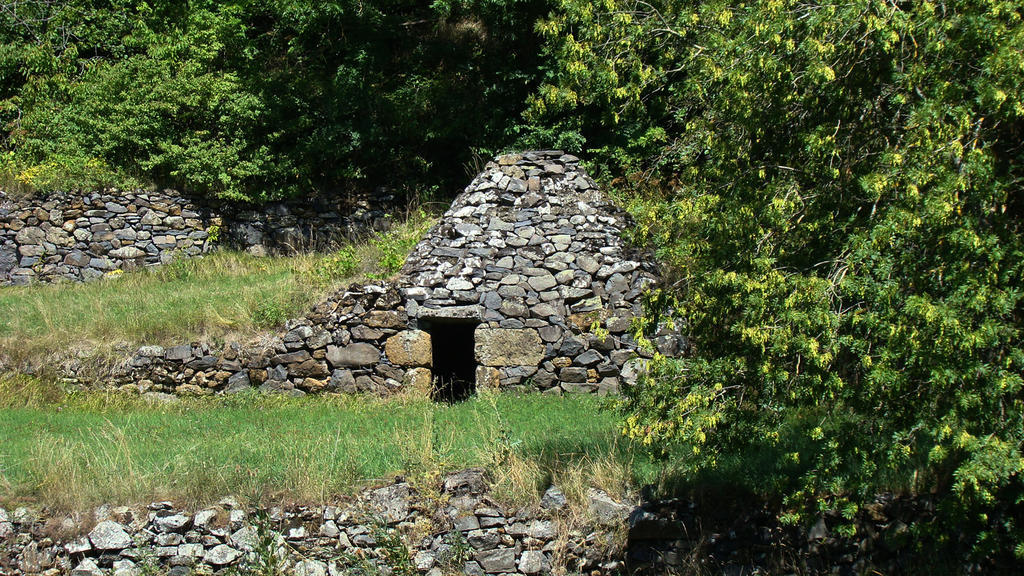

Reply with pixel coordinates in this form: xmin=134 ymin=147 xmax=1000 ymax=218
xmin=418 ymin=305 xmax=482 ymax=321
xmin=475 ymin=328 xmax=544 ymax=367
xmin=327 ymin=343 xmax=380 ymax=367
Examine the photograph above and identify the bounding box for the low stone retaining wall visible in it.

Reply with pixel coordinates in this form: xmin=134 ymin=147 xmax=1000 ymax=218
xmin=0 ymin=470 xmax=639 ymax=576
xmin=0 ymin=469 xmax=954 ymax=575
xmin=0 ymin=190 xmax=213 ymax=284
xmin=215 ymin=189 xmax=395 ymax=256
xmin=0 ymin=189 xmax=394 ymax=285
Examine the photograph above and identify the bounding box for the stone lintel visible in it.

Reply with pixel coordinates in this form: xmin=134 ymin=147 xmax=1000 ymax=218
xmin=418 ymin=305 xmax=482 ymax=322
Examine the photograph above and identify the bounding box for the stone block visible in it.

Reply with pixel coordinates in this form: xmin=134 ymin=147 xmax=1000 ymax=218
xmin=475 ymin=366 xmax=502 ymax=390
xmin=519 ymin=550 xmax=549 ymax=574
xmin=364 ymin=310 xmax=405 ymax=329
xmin=384 ymin=330 xmax=432 ymax=367
xmin=0 ymin=248 xmax=16 ymax=276
xmin=89 ymin=521 xmax=133 ymax=550
xmin=587 ymin=488 xmax=635 ymax=525
xmin=475 ymin=328 xmax=544 ymax=367
xmin=403 ymin=367 xmax=432 ymax=395
xmin=475 ymin=548 xmax=516 ymax=573
xmin=559 ymin=367 xmax=588 ymax=383
xmin=165 ymin=345 xmax=193 ymax=362
xmin=327 ymin=343 xmax=380 ymax=367
xmin=329 ymin=369 xmax=356 ymax=392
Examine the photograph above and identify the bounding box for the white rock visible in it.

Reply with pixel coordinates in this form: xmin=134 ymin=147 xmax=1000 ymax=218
xmin=446 ymin=277 xmax=474 ymax=291
xmin=294 ymin=559 xmax=329 ymax=576
xmin=178 ymin=543 xmax=205 ymax=557
xmin=64 ymin=536 xmax=92 ymax=554
xmin=152 ymin=510 xmax=191 ymax=528
xmin=89 ymin=520 xmax=133 ymax=550
xmin=71 ymin=558 xmax=103 ymax=576
xmin=519 ymin=550 xmax=549 ymax=574
xmin=414 ymin=550 xmax=436 ymax=571
xmin=193 ymin=508 xmax=218 ymax=528
xmin=319 ymin=520 xmax=340 ymax=538
xmin=204 ymin=544 xmax=242 ymax=566
xmin=229 ymin=525 xmax=258 ymax=551
xmin=229 ymin=508 xmax=247 ymax=527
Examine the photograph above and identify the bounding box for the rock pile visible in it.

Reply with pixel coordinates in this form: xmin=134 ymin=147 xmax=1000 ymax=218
xmin=217 ymin=189 xmax=395 ymax=256
xmin=84 ymin=151 xmax=683 ymax=397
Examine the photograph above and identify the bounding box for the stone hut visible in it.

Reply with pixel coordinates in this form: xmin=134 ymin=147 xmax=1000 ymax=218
xmin=296 ymin=150 xmax=663 ymax=400
xmin=118 ymin=150 xmax=675 ymax=399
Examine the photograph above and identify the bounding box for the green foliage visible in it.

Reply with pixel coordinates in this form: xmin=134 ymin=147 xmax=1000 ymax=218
xmin=248 ymin=507 xmax=287 ymax=576
xmin=367 ymin=209 xmax=436 ymax=279
xmin=529 ymin=0 xmax=1024 ymax=563
xmin=369 ymin=522 xmax=416 ymax=576
xmin=308 ymin=245 xmax=360 ymax=286
xmin=1 ymin=0 xmax=550 ymax=200
xmin=250 ymin=296 xmax=291 ymax=329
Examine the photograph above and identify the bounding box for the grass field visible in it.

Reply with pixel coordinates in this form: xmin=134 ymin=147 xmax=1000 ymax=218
xmin=0 ymin=210 xmax=665 ymax=514
xmin=0 ymin=376 xmax=653 ymax=511
xmin=0 ymin=212 xmax=436 ymax=365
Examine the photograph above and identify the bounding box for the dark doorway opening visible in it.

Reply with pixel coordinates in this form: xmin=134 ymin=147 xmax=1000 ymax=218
xmin=422 ymin=318 xmax=478 ymax=403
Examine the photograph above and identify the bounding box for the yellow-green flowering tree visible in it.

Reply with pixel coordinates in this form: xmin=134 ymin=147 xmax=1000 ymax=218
xmin=527 ymin=0 xmax=1024 ymax=564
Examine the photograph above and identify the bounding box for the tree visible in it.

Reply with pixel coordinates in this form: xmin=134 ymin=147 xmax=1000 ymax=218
xmin=528 ymin=0 xmax=1024 ymax=563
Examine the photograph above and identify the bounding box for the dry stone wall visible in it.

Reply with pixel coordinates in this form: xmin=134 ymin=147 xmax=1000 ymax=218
xmin=214 ymin=189 xmax=396 ymax=256
xmin=0 ymin=190 xmax=213 ymax=284
xmin=85 ymin=151 xmax=683 ymax=397
xmin=0 ymin=469 xmax=640 ymax=576
xmin=0 ymin=189 xmax=394 ymax=285
xmin=0 ymin=469 xmax=947 ymax=576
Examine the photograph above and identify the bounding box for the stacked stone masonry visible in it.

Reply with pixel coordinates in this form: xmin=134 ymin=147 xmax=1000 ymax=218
xmin=94 ymin=151 xmax=684 ymax=397
xmin=0 ymin=469 xmax=946 ymax=576
xmin=0 ymin=189 xmax=394 ymax=284
xmin=0 ymin=190 xmax=213 ymax=284
xmin=0 ymin=469 xmax=646 ymax=576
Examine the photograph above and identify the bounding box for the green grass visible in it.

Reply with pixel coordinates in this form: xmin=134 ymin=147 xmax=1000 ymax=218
xmin=0 ymin=376 xmax=654 ymax=511
xmin=0 ymin=207 xmax=661 ymax=514
xmin=0 ymin=211 xmax=437 ymax=366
